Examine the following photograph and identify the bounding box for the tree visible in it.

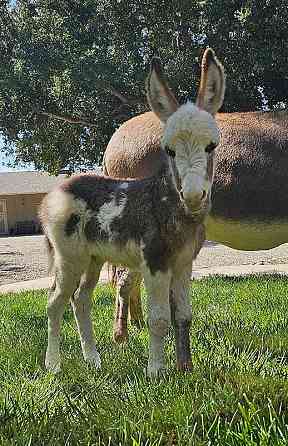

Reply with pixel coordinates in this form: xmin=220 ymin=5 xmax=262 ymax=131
xmin=0 ymin=0 xmax=287 ymax=173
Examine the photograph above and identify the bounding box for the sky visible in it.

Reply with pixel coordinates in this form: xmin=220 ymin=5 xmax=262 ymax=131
xmin=0 ymin=137 xmax=33 ymax=172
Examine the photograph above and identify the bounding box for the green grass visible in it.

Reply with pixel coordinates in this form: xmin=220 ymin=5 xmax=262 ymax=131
xmin=1 ymin=276 xmax=288 ymax=445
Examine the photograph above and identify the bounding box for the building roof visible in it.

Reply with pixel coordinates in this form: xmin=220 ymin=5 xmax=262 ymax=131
xmin=0 ymin=169 xmax=102 ymax=196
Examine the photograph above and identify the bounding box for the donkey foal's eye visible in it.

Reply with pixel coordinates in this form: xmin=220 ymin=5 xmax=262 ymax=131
xmin=165 ymin=146 xmax=176 ymax=158
xmin=205 ymin=142 xmax=217 ymax=153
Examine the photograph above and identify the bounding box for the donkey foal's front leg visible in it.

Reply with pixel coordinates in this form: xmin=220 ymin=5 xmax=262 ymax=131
xmin=170 ymin=267 xmax=193 ymax=371
xmin=144 ymin=269 xmax=171 ymax=377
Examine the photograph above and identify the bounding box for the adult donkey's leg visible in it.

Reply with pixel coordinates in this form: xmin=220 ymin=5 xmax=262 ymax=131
xmin=143 ymin=269 xmax=171 ymax=377
xmin=170 ymin=266 xmax=193 ymax=371
xmin=129 ymin=272 xmax=144 ymax=328
xmin=113 ymin=268 xmax=144 ymax=343
xmin=71 ymin=258 xmax=103 ymax=368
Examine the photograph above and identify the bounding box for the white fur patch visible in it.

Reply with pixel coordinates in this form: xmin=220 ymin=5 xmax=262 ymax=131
xmin=181 ymin=164 xmax=209 ymax=199
xmin=45 ymin=190 xmax=95 ymax=252
xmin=162 ymin=102 xmax=218 ymax=207
xmin=90 ymin=239 xmax=141 ymax=269
xmin=46 ymin=189 xmax=74 ymax=224
xmin=97 ymin=194 xmax=127 ymax=234
xmin=46 ymin=190 xmax=92 ymax=226
xmin=163 ymin=102 xmax=220 ymax=149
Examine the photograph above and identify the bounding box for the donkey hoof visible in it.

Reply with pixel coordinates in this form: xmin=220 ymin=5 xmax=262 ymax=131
xmin=113 ymin=328 xmax=128 ymax=344
xmin=130 ymin=319 xmax=145 ymax=330
xmin=177 ymin=361 xmax=193 ymax=372
xmin=45 ymin=355 xmax=61 ymax=374
xmin=85 ymin=352 xmax=101 ymax=369
xmin=147 ymin=363 xmax=166 ymax=379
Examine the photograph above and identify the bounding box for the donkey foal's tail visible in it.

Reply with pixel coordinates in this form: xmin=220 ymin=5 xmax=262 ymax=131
xmin=44 ymin=235 xmax=55 ymax=274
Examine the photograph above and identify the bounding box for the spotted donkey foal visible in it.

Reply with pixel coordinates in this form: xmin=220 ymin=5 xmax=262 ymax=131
xmin=40 ymin=49 xmax=225 ymax=376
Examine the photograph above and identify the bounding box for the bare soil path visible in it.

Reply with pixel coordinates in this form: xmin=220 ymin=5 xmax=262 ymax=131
xmin=0 ymin=235 xmax=48 ymax=285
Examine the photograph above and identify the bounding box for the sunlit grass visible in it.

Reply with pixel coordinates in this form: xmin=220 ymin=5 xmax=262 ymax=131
xmin=1 ymin=275 xmax=288 ymax=445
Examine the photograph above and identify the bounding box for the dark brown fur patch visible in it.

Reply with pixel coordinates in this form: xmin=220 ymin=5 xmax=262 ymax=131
xmin=142 ymin=236 xmax=169 ymax=274
xmin=84 ymin=217 xmax=108 ymax=242
xmin=58 ymin=165 xmax=199 ymax=276
xmin=65 ymin=213 xmax=80 ymax=236
xmin=174 ymin=319 xmax=192 ymax=370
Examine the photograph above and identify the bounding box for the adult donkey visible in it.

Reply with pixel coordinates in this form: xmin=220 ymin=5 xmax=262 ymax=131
xmin=104 ymin=55 xmax=288 ymax=335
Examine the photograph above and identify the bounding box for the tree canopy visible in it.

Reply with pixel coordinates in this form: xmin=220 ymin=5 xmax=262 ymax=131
xmin=0 ymin=0 xmax=287 ymax=173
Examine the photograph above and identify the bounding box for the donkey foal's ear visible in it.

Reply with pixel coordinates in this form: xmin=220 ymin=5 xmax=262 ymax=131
xmin=146 ymin=57 xmax=179 ymax=123
xmin=196 ymin=48 xmax=226 ymax=115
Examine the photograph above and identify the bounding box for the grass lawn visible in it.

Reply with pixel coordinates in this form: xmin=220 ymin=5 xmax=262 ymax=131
xmin=1 ymin=275 xmax=288 ymax=445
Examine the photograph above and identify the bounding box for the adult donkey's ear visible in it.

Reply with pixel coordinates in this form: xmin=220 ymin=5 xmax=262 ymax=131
xmin=196 ymin=48 xmax=226 ymax=116
xmin=146 ymin=57 xmax=179 ymax=123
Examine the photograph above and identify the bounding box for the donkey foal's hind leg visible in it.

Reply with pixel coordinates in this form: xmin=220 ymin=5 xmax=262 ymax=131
xmin=71 ymin=259 xmax=103 ymax=368
xmin=46 ymin=264 xmax=80 ymax=373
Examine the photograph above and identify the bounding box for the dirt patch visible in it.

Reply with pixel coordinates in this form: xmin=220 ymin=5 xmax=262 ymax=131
xmin=0 ymin=235 xmax=49 ymax=285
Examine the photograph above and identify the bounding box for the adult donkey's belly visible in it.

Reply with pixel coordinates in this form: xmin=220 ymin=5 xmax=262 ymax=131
xmin=104 ymin=111 xmax=288 ymax=251
xmin=206 ymin=216 xmax=288 ymax=250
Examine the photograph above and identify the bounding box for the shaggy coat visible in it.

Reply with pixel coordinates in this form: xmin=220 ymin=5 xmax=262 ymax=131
xmin=42 ymin=163 xmax=204 ymax=276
